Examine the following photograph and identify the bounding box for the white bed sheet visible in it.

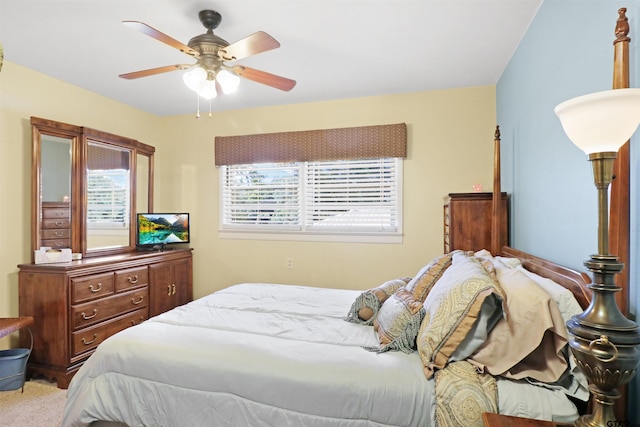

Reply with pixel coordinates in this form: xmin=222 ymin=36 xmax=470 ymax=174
xmin=62 ymin=283 xmax=579 ymax=427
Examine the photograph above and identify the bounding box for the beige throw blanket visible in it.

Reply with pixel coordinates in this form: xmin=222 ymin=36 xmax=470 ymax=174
xmin=468 ymin=255 xmax=569 ymax=382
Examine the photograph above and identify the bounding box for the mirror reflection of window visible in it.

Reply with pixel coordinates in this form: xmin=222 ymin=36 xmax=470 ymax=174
xmin=86 ymin=141 xmax=131 ymax=250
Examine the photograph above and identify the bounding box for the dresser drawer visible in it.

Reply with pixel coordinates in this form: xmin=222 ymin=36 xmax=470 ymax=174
xmin=71 ymin=308 xmax=148 ymax=358
xmin=42 ymin=228 xmax=71 ymax=240
xmin=42 ymin=207 xmax=70 ymax=219
xmin=41 ymin=238 xmax=71 ymax=249
xmin=42 ymin=218 xmax=71 ymax=229
xmin=71 ymin=273 xmax=114 ymax=304
xmin=71 ymin=287 xmax=149 ymax=330
xmin=115 ymin=267 xmax=148 ymax=291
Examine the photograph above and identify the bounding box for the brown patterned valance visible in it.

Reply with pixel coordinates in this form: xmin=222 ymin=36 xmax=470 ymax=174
xmin=87 ymin=142 xmax=129 ymax=170
xmin=214 ymin=123 xmax=407 ymax=166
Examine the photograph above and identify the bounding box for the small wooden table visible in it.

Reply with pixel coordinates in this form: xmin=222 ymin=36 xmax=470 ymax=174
xmin=482 ymin=413 xmax=571 ymax=427
xmin=0 ymin=317 xmax=34 ymax=340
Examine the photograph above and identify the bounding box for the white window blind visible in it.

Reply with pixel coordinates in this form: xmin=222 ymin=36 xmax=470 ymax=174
xmin=305 ymin=158 xmax=398 ymax=232
xmin=221 ymin=163 xmax=301 ymax=229
xmin=221 ymin=158 xmax=401 ymax=236
xmin=87 ymin=169 xmax=130 ymax=227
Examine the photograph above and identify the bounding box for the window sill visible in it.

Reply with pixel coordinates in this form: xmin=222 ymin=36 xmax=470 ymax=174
xmin=218 ymin=229 xmax=403 ymax=244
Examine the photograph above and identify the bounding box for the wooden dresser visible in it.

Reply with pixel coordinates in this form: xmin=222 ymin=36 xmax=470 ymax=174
xmin=41 ymin=202 xmax=71 ymax=249
xmin=444 ymin=192 xmax=509 ymax=253
xmin=18 ymin=248 xmax=193 ymax=388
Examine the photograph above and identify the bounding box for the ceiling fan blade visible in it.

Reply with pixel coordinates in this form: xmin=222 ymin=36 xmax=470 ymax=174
xmin=231 ymin=66 xmax=296 ymax=91
xmin=220 ymin=31 xmax=280 ymax=61
xmin=122 ymin=21 xmax=200 ymax=57
xmin=231 ymin=65 xmax=296 ymax=91
xmin=119 ymin=64 xmax=191 ymax=80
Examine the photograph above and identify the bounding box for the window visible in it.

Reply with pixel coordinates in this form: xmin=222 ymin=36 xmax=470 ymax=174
xmin=87 ymin=168 xmax=130 ymax=228
xmin=220 ymin=158 xmax=402 ymax=242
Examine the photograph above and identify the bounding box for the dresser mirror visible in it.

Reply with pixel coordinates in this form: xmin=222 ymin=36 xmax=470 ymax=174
xmin=85 ymin=139 xmax=132 ymax=253
xmin=31 ymin=117 xmax=154 ymax=261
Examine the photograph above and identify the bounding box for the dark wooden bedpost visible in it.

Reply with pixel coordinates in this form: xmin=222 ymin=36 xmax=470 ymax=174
xmin=610 ymin=7 xmax=630 ymax=317
xmin=609 ymin=6 xmax=631 ymax=420
xmin=491 ymin=125 xmax=502 ymax=255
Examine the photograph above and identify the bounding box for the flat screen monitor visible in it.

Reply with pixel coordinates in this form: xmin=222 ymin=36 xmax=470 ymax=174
xmin=136 ymin=213 xmax=189 ymax=248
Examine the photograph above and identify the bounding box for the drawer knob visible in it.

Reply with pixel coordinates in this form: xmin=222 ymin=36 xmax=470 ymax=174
xmin=82 ymin=334 xmax=98 ymax=345
xmin=89 ymin=283 xmax=103 ymax=293
xmin=128 ymin=275 xmax=139 ymax=284
xmin=172 ymin=284 xmax=176 ymax=296
xmin=54 ymin=231 xmax=63 ymax=237
xmin=131 ymin=296 xmax=144 ymax=305
xmin=131 ymin=317 xmax=145 ymax=326
xmin=55 ymin=221 xmax=64 ymax=226
xmin=81 ymin=309 xmax=98 ymax=320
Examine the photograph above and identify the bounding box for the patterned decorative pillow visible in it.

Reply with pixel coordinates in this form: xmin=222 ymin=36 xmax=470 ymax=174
xmin=371 ymin=287 xmax=426 ymax=353
xmin=417 ymin=250 xmax=505 ymax=378
xmin=344 ymin=277 xmax=411 ymax=325
xmin=405 ymin=253 xmax=453 ymax=302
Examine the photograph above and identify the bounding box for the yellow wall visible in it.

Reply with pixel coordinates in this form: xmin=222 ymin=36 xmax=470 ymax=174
xmin=157 ymin=87 xmax=498 ymax=298
xmin=0 ymin=60 xmax=496 ymax=347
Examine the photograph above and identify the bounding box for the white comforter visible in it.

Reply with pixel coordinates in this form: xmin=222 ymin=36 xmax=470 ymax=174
xmin=63 ymin=284 xmax=433 ymax=427
xmin=63 ymin=283 xmax=579 ymax=427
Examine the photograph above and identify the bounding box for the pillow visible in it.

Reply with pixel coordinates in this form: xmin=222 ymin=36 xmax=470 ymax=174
xmin=417 ymin=251 xmax=505 ymax=379
xmin=371 ymin=287 xmax=426 ymax=353
xmin=517 ymin=265 xmax=585 ymax=324
xmin=478 ymin=250 xmax=585 ymax=323
xmin=344 ymin=277 xmax=411 ymax=325
xmin=467 ymin=256 xmax=570 ymax=384
xmin=405 ymin=253 xmax=453 ymax=302
xmin=494 ymin=257 xmax=589 ymax=401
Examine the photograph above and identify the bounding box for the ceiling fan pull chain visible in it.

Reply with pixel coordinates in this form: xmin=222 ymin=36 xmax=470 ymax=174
xmin=196 ymin=93 xmax=201 ymax=119
xmin=209 ymin=99 xmax=213 ymax=118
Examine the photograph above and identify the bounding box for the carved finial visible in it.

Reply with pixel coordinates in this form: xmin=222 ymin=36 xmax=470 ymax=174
xmin=614 ymin=8 xmax=630 ymax=44
xmin=494 ymin=125 xmax=500 ymax=140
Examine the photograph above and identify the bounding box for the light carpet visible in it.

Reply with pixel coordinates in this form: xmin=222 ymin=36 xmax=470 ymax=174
xmin=0 ymin=379 xmax=66 ymax=426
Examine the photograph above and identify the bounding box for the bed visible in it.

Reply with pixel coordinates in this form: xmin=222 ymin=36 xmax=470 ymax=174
xmin=61 ymin=246 xmax=593 ymax=427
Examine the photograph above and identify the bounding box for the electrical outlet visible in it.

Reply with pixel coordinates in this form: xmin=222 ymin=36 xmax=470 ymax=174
xmin=286 ymin=258 xmax=294 ymax=269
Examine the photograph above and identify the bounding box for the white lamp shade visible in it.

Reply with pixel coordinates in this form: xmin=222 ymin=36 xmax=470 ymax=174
xmin=183 ymin=67 xmax=207 ymax=92
xmin=197 ymin=79 xmax=217 ymax=100
xmin=216 ymin=69 xmax=240 ymax=94
xmin=554 ymin=88 xmax=640 ymax=154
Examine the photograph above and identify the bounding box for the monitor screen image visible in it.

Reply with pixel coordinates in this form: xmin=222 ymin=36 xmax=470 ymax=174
xmin=137 ymin=213 xmax=189 ymax=246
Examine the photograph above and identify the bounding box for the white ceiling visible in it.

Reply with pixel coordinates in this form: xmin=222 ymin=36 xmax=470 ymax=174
xmin=0 ymin=0 xmax=542 ymax=117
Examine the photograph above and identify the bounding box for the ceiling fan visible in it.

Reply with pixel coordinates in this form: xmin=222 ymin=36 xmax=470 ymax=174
xmin=119 ymin=10 xmax=296 ymax=99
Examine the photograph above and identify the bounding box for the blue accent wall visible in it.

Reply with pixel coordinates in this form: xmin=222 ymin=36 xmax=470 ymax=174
xmin=497 ymin=0 xmax=639 ymax=421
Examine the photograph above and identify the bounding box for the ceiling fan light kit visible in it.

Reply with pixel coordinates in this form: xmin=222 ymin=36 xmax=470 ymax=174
xmin=120 ymin=9 xmax=296 ymax=116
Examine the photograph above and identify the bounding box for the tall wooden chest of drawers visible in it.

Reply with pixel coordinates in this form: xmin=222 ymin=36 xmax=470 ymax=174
xmin=41 ymin=202 xmax=71 ymax=249
xmin=18 ymin=248 xmax=193 ymax=388
xmin=443 ymin=192 xmax=509 ymax=253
